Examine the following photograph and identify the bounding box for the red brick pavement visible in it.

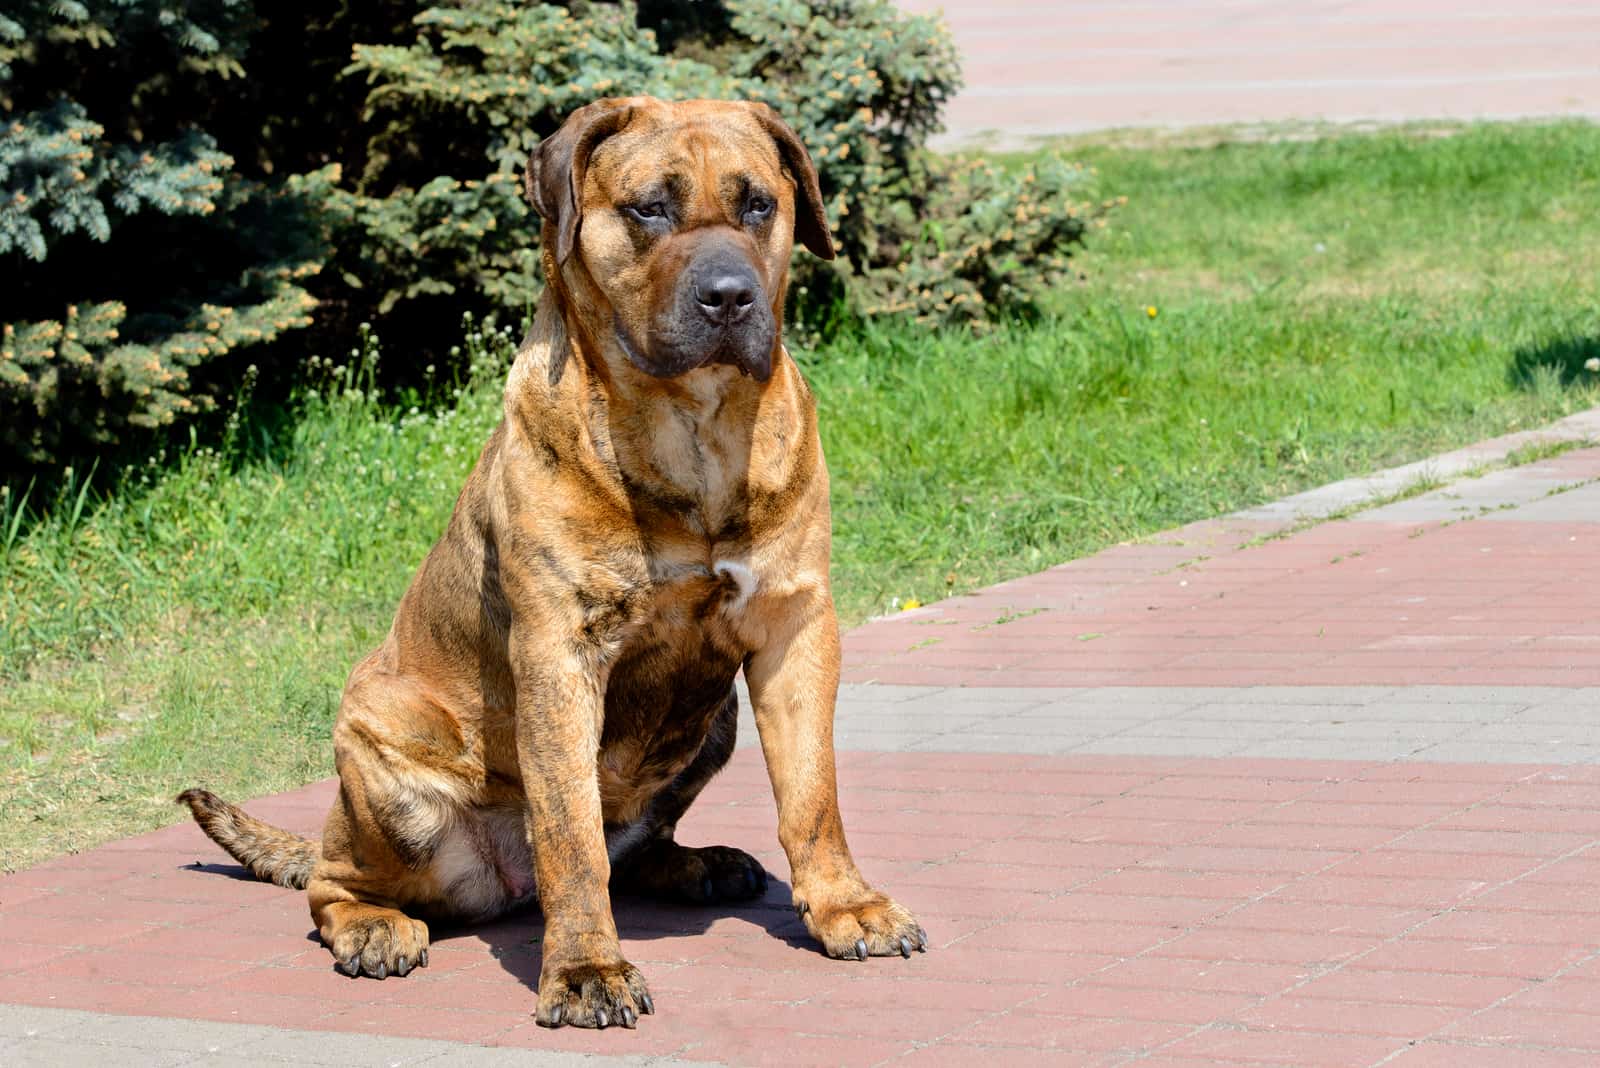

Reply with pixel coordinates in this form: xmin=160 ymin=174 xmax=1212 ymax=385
xmin=4 ymin=755 xmax=1600 ymax=1063
xmin=844 ymin=446 xmax=1600 ymax=689
xmin=902 ymin=0 xmax=1600 ymax=142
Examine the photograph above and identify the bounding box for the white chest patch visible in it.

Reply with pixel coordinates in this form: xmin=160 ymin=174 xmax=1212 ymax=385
xmin=713 ymin=559 xmax=757 ymax=613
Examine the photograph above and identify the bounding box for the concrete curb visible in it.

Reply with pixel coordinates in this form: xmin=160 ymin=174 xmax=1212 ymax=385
xmin=1233 ymin=405 xmax=1600 ymax=525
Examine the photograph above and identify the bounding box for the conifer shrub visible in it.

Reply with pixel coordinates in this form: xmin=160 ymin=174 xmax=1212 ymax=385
xmin=0 ymin=2 xmax=325 ymax=463
xmin=2 ymin=0 xmax=1107 ymax=466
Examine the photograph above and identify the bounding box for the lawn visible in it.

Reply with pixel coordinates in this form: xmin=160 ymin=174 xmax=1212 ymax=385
xmin=3 ymin=120 xmax=1598 ymax=870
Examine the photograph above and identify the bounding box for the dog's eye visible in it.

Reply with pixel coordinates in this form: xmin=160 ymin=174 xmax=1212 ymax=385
xmin=626 ymin=202 xmax=668 ymax=223
xmin=744 ymin=196 xmax=774 ymax=223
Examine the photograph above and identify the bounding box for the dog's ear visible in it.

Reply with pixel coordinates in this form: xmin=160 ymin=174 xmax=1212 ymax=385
xmin=525 ymin=99 xmax=634 ymax=265
xmin=749 ymin=103 xmax=835 ymax=261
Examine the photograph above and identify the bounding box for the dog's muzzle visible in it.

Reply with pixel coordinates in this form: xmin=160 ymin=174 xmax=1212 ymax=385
xmin=622 ymin=239 xmax=778 ymax=382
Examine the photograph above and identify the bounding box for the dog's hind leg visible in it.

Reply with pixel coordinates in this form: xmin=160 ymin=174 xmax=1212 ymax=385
xmin=306 ymin=774 xmax=437 ymax=979
xmin=305 ymin=674 xmax=493 ymax=979
xmin=611 ymin=688 xmax=768 ymax=904
xmin=306 ymin=790 xmax=435 ymax=979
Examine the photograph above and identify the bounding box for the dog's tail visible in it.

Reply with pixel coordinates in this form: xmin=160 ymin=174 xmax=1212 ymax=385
xmin=176 ymin=788 xmax=319 ymax=890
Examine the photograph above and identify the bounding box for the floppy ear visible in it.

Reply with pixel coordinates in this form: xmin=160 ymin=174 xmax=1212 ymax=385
xmin=749 ymin=103 xmax=835 ymax=261
xmin=524 ymin=99 xmax=635 ymax=265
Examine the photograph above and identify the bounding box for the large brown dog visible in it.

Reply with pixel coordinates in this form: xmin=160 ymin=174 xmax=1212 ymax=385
xmin=179 ymin=97 xmax=924 ymax=1029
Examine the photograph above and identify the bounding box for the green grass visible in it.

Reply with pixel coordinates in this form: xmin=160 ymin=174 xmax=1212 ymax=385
xmin=4 ymin=120 xmax=1599 ymax=869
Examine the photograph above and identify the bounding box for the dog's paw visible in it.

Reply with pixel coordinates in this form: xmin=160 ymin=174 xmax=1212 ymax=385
xmin=535 ymin=958 xmax=654 ymax=1028
xmin=328 ymin=909 xmax=430 ymax=979
xmin=615 ymin=841 xmax=768 ymax=905
xmin=796 ymin=888 xmax=926 ymax=961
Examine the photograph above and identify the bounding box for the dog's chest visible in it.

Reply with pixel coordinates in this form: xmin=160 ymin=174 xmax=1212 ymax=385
xmin=591 ymin=548 xmax=753 ymax=824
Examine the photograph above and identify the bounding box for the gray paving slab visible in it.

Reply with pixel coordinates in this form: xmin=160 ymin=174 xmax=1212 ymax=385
xmin=1411 ymin=741 xmax=1600 ymax=764
xmin=725 ymin=681 xmax=1597 ymax=761
xmin=952 ymin=714 xmax=1160 ymax=735
xmin=1479 ymin=479 xmax=1600 ymax=521
xmin=1071 ymin=736 xmax=1258 ymax=757
xmin=826 ymin=685 xmax=1600 ymax=763
xmin=906 ymin=732 xmax=1100 ymax=754
xmin=834 ymin=730 xmax=934 ymax=751
xmin=1016 ymin=700 xmax=1194 ymax=720
xmin=1138 ymin=686 xmax=1399 ymax=706
xmin=1290 ymin=701 xmax=1531 ymax=723
xmin=1456 ymin=721 xmax=1600 ymax=745
xmin=1237 ymin=739 xmax=1467 ymax=762
xmin=1176 ymin=702 xmax=1377 ymax=724
xmin=26 ymin=1010 xmax=285 ymax=1054
xmin=1385 ymin=686 xmax=1582 ymax=706
xmin=1286 ymin=720 xmax=1470 ymax=743
xmin=1358 ymin=466 xmax=1597 ymax=523
xmin=1115 ymin=718 xmax=1292 ymax=741
xmin=233 ymin=1028 xmax=480 ymax=1067
xmin=1516 ymin=694 xmax=1600 ymax=723
xmin=0 ymin=1004 xmax=86 ymax=1040
xmin=1228 ymin=407 xmax=1600 ymax=525
xmin=835 ymin=713 xmax=991 ymax=733
xmin=0 ymin=1037 xmax=196 ymax=1067
xmin=0 ymin=1005 xmax=669 ymax=1067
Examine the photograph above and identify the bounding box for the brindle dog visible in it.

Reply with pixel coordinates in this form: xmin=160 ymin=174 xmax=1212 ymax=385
xmin=179 ymin=97 xmax=926 ymax=1029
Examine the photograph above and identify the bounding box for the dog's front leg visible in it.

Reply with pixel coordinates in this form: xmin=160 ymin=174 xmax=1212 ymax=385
xmin=746 ymin=598 xmax=927 ymax=960
xmin=514 ymin=655 xmax=653 ymax=1028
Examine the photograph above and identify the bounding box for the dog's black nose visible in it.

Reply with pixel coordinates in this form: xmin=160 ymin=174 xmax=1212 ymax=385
xmin=695 ymin=274 xmax=756 ymax=324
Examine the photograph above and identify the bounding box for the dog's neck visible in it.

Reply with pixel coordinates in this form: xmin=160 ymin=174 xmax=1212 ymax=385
xmin=506 ymin=290 xmax=810 ymax=540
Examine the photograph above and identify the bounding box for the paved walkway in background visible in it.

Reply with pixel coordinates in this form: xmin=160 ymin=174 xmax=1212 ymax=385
xmin=2 ymin=409 xmax=1599 ymax=1066
xmin=897 ymin=0 xmax=1600 ymax=144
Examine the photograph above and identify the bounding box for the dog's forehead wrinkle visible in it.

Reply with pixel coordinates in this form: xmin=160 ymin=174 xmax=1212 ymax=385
xmin=720 ymin=172 xmax=764 ymax=203
xmin=607 ymin=120 xmax=776 ymax=195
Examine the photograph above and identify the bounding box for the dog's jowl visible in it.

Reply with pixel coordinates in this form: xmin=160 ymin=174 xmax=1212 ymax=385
xmin=179 ymin=97 xmax=926 ymax=1030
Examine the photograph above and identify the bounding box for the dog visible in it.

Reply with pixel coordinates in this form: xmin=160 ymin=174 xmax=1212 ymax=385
xmin=179 ymin=96 xmax=925 ymax=1029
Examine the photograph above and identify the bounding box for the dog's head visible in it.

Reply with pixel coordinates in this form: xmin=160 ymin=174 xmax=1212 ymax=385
xmin=525 ymin=97 xmax=833 ymax=383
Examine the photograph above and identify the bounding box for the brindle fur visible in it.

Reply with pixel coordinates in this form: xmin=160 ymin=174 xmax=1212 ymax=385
xmin=179 ymin=97 xmax=925 ymax=1029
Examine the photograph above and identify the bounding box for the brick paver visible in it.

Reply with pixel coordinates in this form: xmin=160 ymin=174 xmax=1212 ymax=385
xmin=5 ymin=753 xmax=1600 ymax=1064
xmin=902 ymin=0 xmax=1600 ymax=144
xmin=2 ymin=414 xmax=1597 ymax=1065
xmin=842 ymin=424 xmax=1600 ymax=692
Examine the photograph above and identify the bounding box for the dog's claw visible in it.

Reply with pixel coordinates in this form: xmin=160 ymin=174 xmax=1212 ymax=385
xmin=396 ymin=955 xmax=409 ymax=977
xmin=854 ymin=938 xmax=868 ymax=961
xmin=548 ymin=1004 xmax=563 ymax=1028
xmin=641 ymin=992 xmax=655 ymax=1015
xmin=372 ymin=961 xmax=387 ymax=980
xmin=339 ymin=958 xmax=360 ymax=977
xmin=917 ymin=927 xmax=928 ymax=951
xmin=899 ymin=936 xmax=912 ymax=958
xmin=621 ymin=1006 xmax=636 ymax=1028
xmin=596 ymin=1008 xmax=609 ymax=1029
xmin=418 ymin=948 xmax=428 ymax=968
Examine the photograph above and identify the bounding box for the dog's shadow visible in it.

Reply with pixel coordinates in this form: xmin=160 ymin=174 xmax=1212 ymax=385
xmin=187 ymin=861 xmax=273 ymax=883
xmin=185 ymin=862 xmax=813 ymax=986
xmin=445 ymin=876 xmax=815 ymax=989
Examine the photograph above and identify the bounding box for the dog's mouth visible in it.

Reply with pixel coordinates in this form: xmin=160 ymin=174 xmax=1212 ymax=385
xmin=612 ymin=319 xmax=768 ymax=381
xmin=614 ymin=319 xmax=706 ymax=378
